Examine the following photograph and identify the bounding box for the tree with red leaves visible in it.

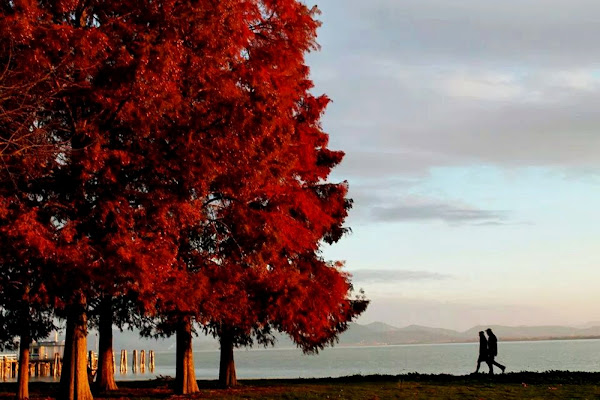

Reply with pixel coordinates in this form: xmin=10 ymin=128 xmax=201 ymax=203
xmin=0 ymin=21 xmax=69 ymax=400
xmin=197 ymin=89 xmax=369 ymax=386
xmin=165 ymin=0 xmax=369 ymax=389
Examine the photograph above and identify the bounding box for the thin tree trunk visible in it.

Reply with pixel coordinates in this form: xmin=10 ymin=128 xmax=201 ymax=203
xmin=94 ymin=296 xmax=117 ymax=392
xmin=59 ymin=295 xmax=93 ymax=400
xmin=60 ymin=310 xmax=74 ymax=393
xmin=17 ymin=333 xmax=31 ymax=399
xmin=174 ymin=317 xmax=199 ymax=395
xmin=218 ymin=331 xmax=237 ymax=388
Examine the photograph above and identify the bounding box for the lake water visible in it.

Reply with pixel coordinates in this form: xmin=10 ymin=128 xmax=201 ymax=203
xmin=115 ymin=339 xmax=600 ymax=381
xmin=7 ymin=339 xmax=600 ymax=382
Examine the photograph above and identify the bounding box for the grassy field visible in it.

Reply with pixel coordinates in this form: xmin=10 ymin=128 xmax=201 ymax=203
xmin=2 ymin=372 xmax=600 ymax=399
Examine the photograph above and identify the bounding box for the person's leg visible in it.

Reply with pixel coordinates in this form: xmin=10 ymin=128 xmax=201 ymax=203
xmin=487 ymin=357 xmax=495 ymax=374
xmin=493 ymin=360 xmax=506 ymax=373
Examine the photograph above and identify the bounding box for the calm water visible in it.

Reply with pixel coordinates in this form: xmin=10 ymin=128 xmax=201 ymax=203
xmin=115 ymin=339 xmax=600 ymax=381
xmin=7 ymin=339 xmax=600 ymax=382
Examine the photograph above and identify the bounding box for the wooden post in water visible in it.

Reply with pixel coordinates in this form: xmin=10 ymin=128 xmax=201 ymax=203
xmin=53 ymin=352 xmax=61 ymax=378
xmin=140 ymin=350 xmax=145 ymax=373
xmin=149 ymin=350 xmax=155 ymax=372
xmin=88 ymin=350 xmax=93 ymax=371
xmin=132 ymin=349 xmax=138 ymax=373
xmin=120 ymin=350 xmax=127 ymax=374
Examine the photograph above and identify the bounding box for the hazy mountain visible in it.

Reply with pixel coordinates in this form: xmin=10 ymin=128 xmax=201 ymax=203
xmin=364 ymin=323 xmax=600 ymax=345
xmin=463 ymin=325 xmax=600 ymax=340
xmin=578 ymin=321 xmax=600 ymax=329
xmin=364 ymin=322 xmax=400 ymax=333
xmin=337 ymin=322 xmax=600 ymax=346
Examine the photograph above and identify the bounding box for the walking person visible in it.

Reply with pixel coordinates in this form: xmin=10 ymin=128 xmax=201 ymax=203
xmin=486 ymin=328 xmax=506 ymax=374
xmin=474 ymin=331 xmax=488 ymax=373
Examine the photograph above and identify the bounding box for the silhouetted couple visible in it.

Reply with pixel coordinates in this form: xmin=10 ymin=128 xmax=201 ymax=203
xmin=475 ymin=328 xmax=506 ymax=374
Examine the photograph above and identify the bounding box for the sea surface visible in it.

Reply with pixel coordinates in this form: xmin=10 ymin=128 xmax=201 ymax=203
xmin=118 ymin=339 xmax=600 ymax=380
xmin=7 ymin=339 xmax=600 ymax=382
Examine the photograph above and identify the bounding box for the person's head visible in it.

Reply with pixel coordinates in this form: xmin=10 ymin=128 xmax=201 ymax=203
xmin=479 ymin=331 xmax=485 ymax=338
xmin=486 ymin=328 xmax=493 ymax=334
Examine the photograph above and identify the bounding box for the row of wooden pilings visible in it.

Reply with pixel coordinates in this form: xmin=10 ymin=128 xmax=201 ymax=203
xmin=1 ymin=353 xmax=62 ymax=380
xmin=1 ymin=350 xmax=155 ymax=380
xmin=116 ymin=350 xmax=156 ymax=374
xmin=1 ymin=356 xmax=19 ymax=380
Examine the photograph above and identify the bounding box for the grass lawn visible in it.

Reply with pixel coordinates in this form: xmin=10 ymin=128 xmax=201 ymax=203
xmin=1 ymin=372 xmax=600 ymax=399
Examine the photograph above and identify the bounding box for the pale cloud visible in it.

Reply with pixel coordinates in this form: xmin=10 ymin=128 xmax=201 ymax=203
xmin=557 ymin=167 xmax=600 ymax=184
xmin=311 ymin=0 xmax=600 ymax=178
xmin=350 ymin=269 xmax=451 ymax=283
xmin=335 ymin=150 xmax=457 ymax=178
xmin=371 ymin=202 xmax=508 ymax=225
xmin=545 ymin=69 xmax=600 ymax=91
xmin=348 ymin=184 xmax=510 ymax=225
xmin=321 ymin=0 xmax=600 ymax=68
xmin=442 ymin=73 xmax=529 ymax=102
xmin=323 ymin=71 xmax=600 ymax=175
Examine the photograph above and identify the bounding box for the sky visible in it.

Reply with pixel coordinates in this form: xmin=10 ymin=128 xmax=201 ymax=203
xmin=310 ymin=0 xmax=600 ymax=331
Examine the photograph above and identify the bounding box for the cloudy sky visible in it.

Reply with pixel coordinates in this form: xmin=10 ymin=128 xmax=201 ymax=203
xmin=311 ymin=0 xmax=600 ymax=331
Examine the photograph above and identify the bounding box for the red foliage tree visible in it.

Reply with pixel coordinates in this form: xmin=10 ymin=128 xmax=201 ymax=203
xmin=198 ymin=93 xmax=368 ymax=385
xmin=185 ymin=1 xmax=368 ymax=387
xmin=0 ymin=19 xmax=70 ymax=400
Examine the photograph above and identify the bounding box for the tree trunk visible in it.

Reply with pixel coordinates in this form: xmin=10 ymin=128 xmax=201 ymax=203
xmin=174 ymin=317 xmax=198 ymax=395
xmin=17 ymin=334 xmax=31 ymax=400
xmin=94 ymin=296 xmax=117 ymax=392
xmin=59 ymin=296 xmax=93 ymax=400
xmin=60 ymin=310 xmax=74 ymax=390
xmin=218 ymin=331 xmax=237 ymax=388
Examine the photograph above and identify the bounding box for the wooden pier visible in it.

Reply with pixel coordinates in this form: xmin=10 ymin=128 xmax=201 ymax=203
xmin=1 ymin=353 xmax=62 ymax=380
xmin=1 ymin=348 xmax=155 ymax=380
xmin=1 ymin=355 xmax=17 ymax=380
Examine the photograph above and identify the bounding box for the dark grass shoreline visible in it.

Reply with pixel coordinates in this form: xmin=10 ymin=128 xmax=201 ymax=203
xmin=2 ymin=372 xmax=600 ymax=399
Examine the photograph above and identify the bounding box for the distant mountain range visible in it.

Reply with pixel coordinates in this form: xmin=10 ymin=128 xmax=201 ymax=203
xmin=336 ymin=322 xmax=600 ymax=346
xmin=102 ymin=322 xmax=600 ymax=353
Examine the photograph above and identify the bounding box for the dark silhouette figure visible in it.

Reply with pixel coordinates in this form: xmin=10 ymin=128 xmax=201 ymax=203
xmin=474 ymin=331 xmax=488 ymax=373
xmin=486 ymin=328 xmax=506 ymax=374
